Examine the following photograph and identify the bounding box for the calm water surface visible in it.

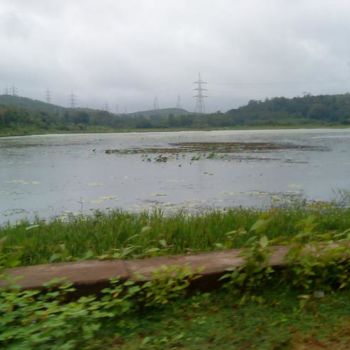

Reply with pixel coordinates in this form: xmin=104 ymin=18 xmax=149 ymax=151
xmin=0 ymin=129 xmax=350 ymax=224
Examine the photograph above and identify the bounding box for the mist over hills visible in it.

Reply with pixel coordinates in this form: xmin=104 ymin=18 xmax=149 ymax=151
xmin=0 ymin=95 xmax=190 ymax=117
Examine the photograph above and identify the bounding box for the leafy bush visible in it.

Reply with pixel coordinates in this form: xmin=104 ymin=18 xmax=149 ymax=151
xmin=0 ymin=266 xmax=198 ymax=350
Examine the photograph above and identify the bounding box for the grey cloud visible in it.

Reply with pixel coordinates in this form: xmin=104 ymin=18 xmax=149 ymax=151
xmin=1 ymin=0 xmax=350 ymax=112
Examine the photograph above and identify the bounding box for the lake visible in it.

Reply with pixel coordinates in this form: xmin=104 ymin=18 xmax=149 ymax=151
xmin=1 ymin=128 xmax=350 ymax=225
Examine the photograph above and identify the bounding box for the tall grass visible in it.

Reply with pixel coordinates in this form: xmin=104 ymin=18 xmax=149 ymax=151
xmin=1 ymin=203 xmax=350 ymax=267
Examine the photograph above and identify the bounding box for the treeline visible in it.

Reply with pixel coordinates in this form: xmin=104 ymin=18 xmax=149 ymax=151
xmin=0 ymin=106 xmax=197 ymax=131
xmin=1 ymin=93 xmax=350 ymax=135
xmin=226 ymin=93 xmax=350 ymax=126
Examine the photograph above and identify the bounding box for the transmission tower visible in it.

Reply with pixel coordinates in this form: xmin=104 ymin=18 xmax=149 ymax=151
xmin=193 ymin=73 xmax=207 ymax=114
xmin=104 ymin=102 xmax=109 ymax=112
xmin=4 ymin=86 xmax=9 ymax=95
xmin=69 ymin=92 xmax=76 ymax=108
xmin=45 ymin=89 xmax=51 ymax=104
xmin=176 ymin=95 xmax=182 ymax=109
xmin=11 ymin=85 xmax=18 ymax=96
xmin=153 ymin=97 xmax=159 ymax=110
xmin=115 ymin=104 xmax=119 ymax=114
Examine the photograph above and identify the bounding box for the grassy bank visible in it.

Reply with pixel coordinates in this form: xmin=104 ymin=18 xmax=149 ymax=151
xmin=3 ymin=203 xmax=350 ymax=349
xmin=3 ymin=239 xmax=350 ymax=349
xmin=1 ymin=203 xmax=350 ymax=267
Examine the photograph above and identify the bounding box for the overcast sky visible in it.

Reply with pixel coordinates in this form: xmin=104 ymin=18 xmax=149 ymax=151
xmin=1 ymin=0 xmax=350 ymax=113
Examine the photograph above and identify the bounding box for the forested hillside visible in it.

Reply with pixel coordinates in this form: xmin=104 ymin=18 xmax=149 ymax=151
xmin=0 ymin=95 xmax=64 ymax=114
xmin=226 ymin=94 xmax=350 ymax=125
xmin=1 ymin=93 xmax=350 ymax=136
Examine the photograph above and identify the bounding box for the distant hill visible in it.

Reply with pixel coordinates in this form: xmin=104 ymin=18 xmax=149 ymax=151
xmin=226 ymin=93 xmax=350 ymax=125
xmin=0 ymin=95 xmax=190 ymax=117
xmin=1 ymin=93 xmax=349 ymax=136
xmin=0 ymin=95 xmax=194 ymax=135
xmin=0 ymin=95 xmax=65 ymax=114
xmin=129 ymin=108 xmax=190 ymax=117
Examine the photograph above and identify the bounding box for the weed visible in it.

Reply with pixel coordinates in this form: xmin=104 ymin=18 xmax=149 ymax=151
xmin=1 ymin=205 xmax=350 ymax=267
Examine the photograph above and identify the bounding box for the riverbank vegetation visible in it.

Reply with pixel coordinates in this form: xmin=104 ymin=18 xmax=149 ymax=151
xmin=1 ymin=200 xmax=350 ymax=267
xmin=3 ymin=201 xmax=350 ymax=349
xmin=3 ymin=280 xmax=350 ymax=349
xmin=1 ymin=93 xmax=350 ymax=137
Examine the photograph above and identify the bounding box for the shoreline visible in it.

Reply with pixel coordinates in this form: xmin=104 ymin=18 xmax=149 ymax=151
xmin=1 ymin=204 xmax=349 ymax=268
xmin=1 ymin=124 xmax=350 ymax=138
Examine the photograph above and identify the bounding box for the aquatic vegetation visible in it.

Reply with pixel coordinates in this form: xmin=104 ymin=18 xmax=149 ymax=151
xmin=87 ymin=182 xmax=104 ymax=187
xmin=151 ymin=193 xmax=167 ymax=197
xmin=5 ymin=179 xmax=40 ymax=185
xmin=154 ymin=154 xmax=168 ymax=162
xmin=88 ymin=195 xmax=118 ymax=205
xmin=190 ymin=154 xmax=201 ymax=161
xmin=104 ymin=141 xmax=326 ymax=163
xmin=105 ymin=141 xmax=324 ymax=155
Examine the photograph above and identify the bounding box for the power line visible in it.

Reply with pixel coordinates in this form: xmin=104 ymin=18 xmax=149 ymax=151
xmin=193 ymin=73 xmax=207 ymax=114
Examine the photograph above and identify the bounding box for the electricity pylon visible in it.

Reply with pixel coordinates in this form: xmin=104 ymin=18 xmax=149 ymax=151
xmin=176 ymin=95 xmax=182 ymax=109
xmin=153 ymin=97 xmax=159 ymax=110
xmin=69 ymin=92 xmax=76 ymax=108
xmin=45 ymin=89 xmax=51 ymax=104
xmin=193 ymin=73 xmax=207 ymax=114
